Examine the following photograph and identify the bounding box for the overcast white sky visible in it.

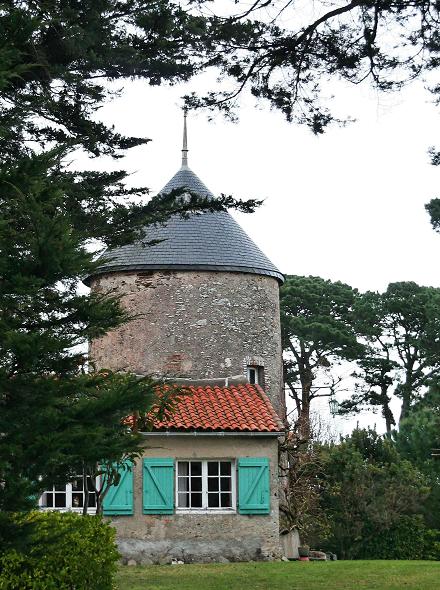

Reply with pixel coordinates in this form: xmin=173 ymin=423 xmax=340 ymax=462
xmin=86 ymin=72 xmax=440 ymax=435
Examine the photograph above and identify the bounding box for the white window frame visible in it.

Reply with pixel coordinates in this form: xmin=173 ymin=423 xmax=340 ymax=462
xmin=39 ymin=476 xmax=99 ymax=514
xmin=175 ymin=459 xmax=236 ymax=514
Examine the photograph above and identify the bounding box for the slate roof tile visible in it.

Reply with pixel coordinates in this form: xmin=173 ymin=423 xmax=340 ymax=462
xmin=87 ymin=166 xmax=283 ymax=283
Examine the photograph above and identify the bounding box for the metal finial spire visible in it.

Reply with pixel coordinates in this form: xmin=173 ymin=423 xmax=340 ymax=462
xmin=181 ymin=108 xmax=188 ymax=168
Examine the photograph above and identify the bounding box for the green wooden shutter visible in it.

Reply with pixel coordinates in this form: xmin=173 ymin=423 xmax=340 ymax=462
xmin=143 ymin=458 xmax=174 ymax=514
xmin=238 ymin=457 xmax=270 ymax=515
xmin=103 ymin=462 xmax=134 ymax=515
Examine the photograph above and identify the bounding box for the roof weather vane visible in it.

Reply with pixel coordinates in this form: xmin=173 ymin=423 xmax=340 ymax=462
xmin=182 ymin=108 xmax=188 ymax=168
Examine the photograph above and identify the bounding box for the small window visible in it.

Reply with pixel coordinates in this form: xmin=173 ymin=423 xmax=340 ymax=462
xmin=40 ymin=476 xmax=97 ymax=512
xmin=176 ymin=460 xmax=235 ymax=511
xmin=247 ymin=365 xmax=264 ymax=386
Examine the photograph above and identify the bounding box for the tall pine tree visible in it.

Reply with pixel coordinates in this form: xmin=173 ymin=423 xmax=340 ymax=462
xmin=280 ymin=275 xmax=363 ymax=439
xmin=0 ymin=1 xmax=258 ymax=544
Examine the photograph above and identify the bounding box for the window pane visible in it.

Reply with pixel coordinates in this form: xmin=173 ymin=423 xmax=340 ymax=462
xmin=208 ymin=493 xmax=220 ymax=507
xmin=208 ymin=478 xmax=219 ymax=492
xmin=190 ymin=492 xmax=202 ymax=508
xmin=72 ymin=478 xmax=83 ymax=492
xmin=220 ymin=462 xmax=231 ymax=476
xmin=88 ymin=493 xmax=96 ymax=508
xmin=178 ymin=492 xmax=189 ymax=508
xmin=178 ymin=477 xmax=189 ymax=492
xmin=55 ymin=493 xmax=66 ymax=508
xmin=248 ymin=368 xmax=256 ymax=384
xmin=220 ymin=493 xmax=232 ymax=508
xmin=45 ymin=493 xmax=53 ymax=508
xmin=178 ymin=462 xmax=189 ymax=477
xmin=191 ymin=477 xmax=202 ymax=492
xmin=220 ymin=477 xmax=231 ymax=492
xmin=72 ymin=493 xmax=83 ymax=508
xmin=191 ymin=462 xmax=202 ymax=476
xmin=207 ymin=462 xmax=218 ymax=476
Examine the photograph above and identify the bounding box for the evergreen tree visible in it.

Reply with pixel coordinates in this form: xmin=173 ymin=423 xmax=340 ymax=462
xmin=280 ymin=275 xmax=363 ymax=439
xmin=1 ymin=1 xmax=213 ymax=160
xmin=317 ymin=429 xmax=432 ymax=560
xmin=395 ymin=387 xmax=440 ymax=530
xmin=0 ymin=2 xmax=258 ymax=547
xmin=349 ymin=283 xmax=440 ymax=426
xmin=339 ymin=291 xmax=397 ymax=434
xmin=186 ymin=1 xmax=440 ymax=133
xmin=0 ymin=152 xmax=172 ymax=517
xmin=6 ymin=1 xmax=440 ymax=140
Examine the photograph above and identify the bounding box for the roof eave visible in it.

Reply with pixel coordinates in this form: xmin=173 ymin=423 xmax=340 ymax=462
xmin=140 ymin=430 xmax=285 ymax=437
xmin=84 ymin=263 xmax=284 ymax=286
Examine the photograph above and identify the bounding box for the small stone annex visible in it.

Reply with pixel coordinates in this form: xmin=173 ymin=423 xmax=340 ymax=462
xmin=40 ymin=113 xmax=286 ymax=564
xmin=105 ymin=383 xmax=285 ymax=563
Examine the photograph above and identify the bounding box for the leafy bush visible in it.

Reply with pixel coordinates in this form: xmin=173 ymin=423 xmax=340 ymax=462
xmin=0 ymin=511 xmax=119 ymax=589
xmin=316 ymin=429 xmax=434 ymax=560
xmin=423 ymin=528 xmax=440 ymax=561
xmin=361 ymin=516 xmax=440 ymax=560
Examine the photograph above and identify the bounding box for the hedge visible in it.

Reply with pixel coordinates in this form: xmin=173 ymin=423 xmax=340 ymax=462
xmin=358 ymin=516 xmax=440 ymax=561
xmin=0 ymin=511 xmax=119 ymax=590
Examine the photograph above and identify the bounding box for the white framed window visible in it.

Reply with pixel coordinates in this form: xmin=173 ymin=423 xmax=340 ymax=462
xmin=176 ymin=460 xmax=235 ymax=511
xmin=39 ymin=476 xmax=98 ymax=513
xmin=247 ymin=365 xmax=264 ymax=386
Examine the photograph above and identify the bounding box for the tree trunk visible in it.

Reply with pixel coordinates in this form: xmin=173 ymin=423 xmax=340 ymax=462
xmin=399 ymin=398 xmax=410 ymax=425
xmin=299 ymin=382 xmax=312 ymax=441
xmin=96 ymin=493 xmax=103 ymax=516
xmin=399 ymin=361 xmax=415 ymax=425
xmin=380 ymin=385 xmax=395 ymax=436
xmin=82 ymin=467 xmax=89 ymax=516
xmin=399 ymin=382 xmax=412 ymax=425
xmin=96 ymin=477 xmax=112 ymax=516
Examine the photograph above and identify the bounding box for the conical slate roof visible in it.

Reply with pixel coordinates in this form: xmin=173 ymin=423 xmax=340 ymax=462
xmin=88 ymin=139 xmax=283 ymax=283
xmin=160 ymin=166 xmax=214 ymax=198
xmin=88 ymin=165 xmax=283 ymax=283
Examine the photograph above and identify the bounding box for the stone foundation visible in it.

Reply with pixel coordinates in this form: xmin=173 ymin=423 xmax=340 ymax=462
xmin=117 ymin=536 xmax=279 ymax=565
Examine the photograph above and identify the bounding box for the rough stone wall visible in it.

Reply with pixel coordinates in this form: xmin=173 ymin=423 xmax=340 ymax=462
xmin=90 ymin=270 xmax=285 ymax=416
xmin=111 ymin=435 xmax=281 ymax=564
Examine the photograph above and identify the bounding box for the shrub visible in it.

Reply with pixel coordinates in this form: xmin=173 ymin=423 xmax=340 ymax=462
xmin=423 ymin=528 xmax=440 ymax=561
xmin=360 ymin=515 xmax=440 ymax=560
xmin=0 ymin=511 xmax=119 ymax=590
xmin=316 ymin=430 xmax=434 ymax=560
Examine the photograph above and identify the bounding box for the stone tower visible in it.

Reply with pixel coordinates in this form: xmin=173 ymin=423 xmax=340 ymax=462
xmin=87 ymin=115 xmax=285 ymax=417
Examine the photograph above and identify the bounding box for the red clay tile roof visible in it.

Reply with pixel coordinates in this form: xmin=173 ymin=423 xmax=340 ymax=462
xmin=151 ymin=383 xmax=284 ymax=433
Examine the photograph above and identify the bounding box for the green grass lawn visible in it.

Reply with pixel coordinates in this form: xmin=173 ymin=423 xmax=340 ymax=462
xmin=115 ymin=560 xmax=440 ymax=590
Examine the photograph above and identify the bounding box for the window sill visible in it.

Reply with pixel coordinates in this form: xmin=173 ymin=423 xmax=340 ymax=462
xmin=39 ymin=507 xmax=97 ymax=515
xmin=175 ymin=509 xmax=236 ymax=515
